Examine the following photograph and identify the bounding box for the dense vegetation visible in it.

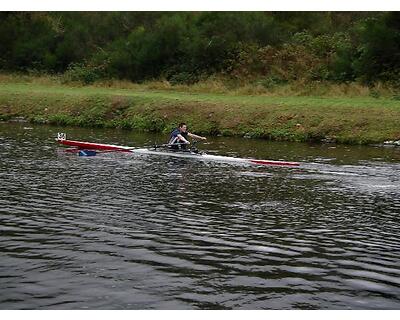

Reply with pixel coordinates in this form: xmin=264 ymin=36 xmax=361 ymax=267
xmin=1 ymin=12 xmax=400 ymax=87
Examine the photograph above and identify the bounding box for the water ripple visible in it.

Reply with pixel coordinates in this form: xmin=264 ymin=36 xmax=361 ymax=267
xmin=1 ymin=124 xmax=400 ymax=309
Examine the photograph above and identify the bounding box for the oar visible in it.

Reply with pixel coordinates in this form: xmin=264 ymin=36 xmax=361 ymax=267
xmin=151 ymin=140 xmax=205 ymax=150
xmin=152 ymin=142 xmax=190 ymax=149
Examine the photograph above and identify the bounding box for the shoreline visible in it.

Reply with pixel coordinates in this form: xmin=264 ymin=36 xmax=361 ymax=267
xmin=1 ymin=80 xmax=400 ymax=145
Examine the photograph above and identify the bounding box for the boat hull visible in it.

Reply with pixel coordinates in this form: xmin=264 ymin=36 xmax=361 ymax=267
xmin=130 ymin=148 xmax=299 ymax=166
xmin=57 ymin=138 xmax=300 ymax=167
xmin=58 ymin=139 xmax=132 ymax=152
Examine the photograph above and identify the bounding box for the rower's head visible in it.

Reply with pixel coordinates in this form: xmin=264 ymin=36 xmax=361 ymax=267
xmin=178 ymin=123 xmax=187 ymax=132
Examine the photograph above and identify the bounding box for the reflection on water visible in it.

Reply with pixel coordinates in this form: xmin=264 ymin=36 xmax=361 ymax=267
xmin=1 ymin=122 xmax=400 ymax=309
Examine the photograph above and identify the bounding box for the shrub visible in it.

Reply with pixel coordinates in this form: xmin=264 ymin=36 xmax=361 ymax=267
xmin=62 ymin=62 xmax=106 ymax=84
xmin=168 ymin=72 xmax=199 ymax=85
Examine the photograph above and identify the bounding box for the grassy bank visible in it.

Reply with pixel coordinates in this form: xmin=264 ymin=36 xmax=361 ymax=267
xmin=1 ymin=76 xmax=400 ymax=144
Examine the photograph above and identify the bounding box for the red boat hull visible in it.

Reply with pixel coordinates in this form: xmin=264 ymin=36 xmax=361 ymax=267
xmin=57 ymin=139 xmax=131 ymax=152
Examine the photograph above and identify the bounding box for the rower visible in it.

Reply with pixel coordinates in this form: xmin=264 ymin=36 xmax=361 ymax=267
xmin=168 ymin=123 xmax=206 ymax=150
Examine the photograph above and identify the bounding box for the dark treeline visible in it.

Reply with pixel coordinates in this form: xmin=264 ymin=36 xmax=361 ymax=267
xmin=1 ymin=12 xmax=400 ymax=86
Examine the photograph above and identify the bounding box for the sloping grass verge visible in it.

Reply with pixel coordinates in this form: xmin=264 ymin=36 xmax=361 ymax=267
xmin=1 ymin=81 xmax=400 ymax=144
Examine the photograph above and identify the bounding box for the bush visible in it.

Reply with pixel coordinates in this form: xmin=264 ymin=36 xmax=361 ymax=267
xmin=119 ymin=115 xmax=165 ymax=132
xmin=227 ymin=43 xmax=327 ymax=83
xmin=256 ymin=76 xmax=287 ymax=88
xmin=62 ymin=62 xmax=106 ymax=84
xmin=168 ymin=72 xmax=199 ymax=85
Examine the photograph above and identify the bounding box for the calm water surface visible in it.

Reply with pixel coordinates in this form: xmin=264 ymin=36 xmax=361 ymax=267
xmin=1 ymin=122 xmax=400 ymax=309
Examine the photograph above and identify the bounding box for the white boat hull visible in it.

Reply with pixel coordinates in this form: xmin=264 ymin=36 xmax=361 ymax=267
xmin=57 ymin=134 xmax=300 ymax=167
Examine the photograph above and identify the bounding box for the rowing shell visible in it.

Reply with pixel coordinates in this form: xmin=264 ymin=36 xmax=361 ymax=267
xmin=56 ymin=134 xmax=300 ymax=167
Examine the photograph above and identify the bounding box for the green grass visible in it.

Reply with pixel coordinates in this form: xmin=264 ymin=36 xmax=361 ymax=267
xmin=2 ymin=82 xmax=400 ymax=109
xmin=1 ymin=81 xmax=400 ymax=144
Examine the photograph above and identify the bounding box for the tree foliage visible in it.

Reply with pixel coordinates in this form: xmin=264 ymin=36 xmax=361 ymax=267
xmin=1 ymin=12 xmax=398 ymax=85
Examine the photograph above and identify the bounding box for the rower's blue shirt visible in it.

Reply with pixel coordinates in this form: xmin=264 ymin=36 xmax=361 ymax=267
xmin=169 ymin=128 xmax=181 ymax=142
xmin=169 ymin=128 xmax=188 ymax=148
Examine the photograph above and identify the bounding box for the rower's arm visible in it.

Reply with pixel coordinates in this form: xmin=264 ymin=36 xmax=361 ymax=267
xmin=177 ymin=134 xmax=190 ymax=144
xmin=188 ymin=132 xmax=207 ymax=140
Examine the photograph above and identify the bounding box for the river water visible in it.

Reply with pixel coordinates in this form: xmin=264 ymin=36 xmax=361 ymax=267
xmin=1 ymin=122 xmax=400 ymax=309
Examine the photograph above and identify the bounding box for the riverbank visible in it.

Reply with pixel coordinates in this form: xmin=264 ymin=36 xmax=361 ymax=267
xmin=1 ymin=76 xmax=400 ymax=144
